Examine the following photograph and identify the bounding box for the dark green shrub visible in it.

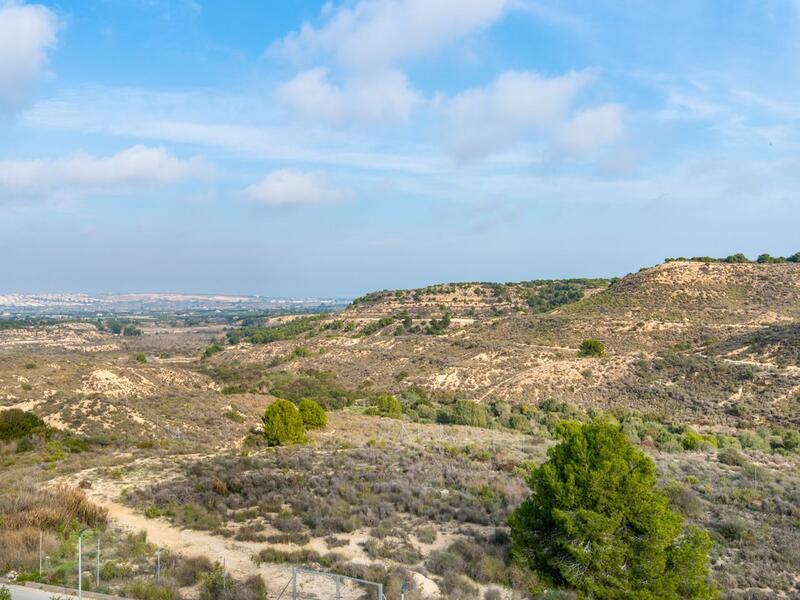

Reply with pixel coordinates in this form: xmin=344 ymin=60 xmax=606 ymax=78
xmin=510 ymin=421 xmax=717 ymax=599
xmin=451 ymin=400 xmax=490 ymax=428
xmin=373 ymin=394 xmax=402 ymax=418
xmin=230 ymin=316 xmax=321 ymax=344
xmin=578 ymin=339 xmax=605 ymax=357
xmin=123 ymin=324 xmax=143 ymax=336
xmin=724 ymin=253 xmax=749 ymax=263
xmin=362 ymin=317 xmax=394 ymax=335
xmin=203 ymin=343 xmax=224 ymax=359
xmin=426 ymin=314 xmax=451 ymax=335
xmin=0 ymin=409 xmax=46 ymax=441
xmin=262 ymin=399 xmax=306 ymax=446
xmin=298 ymin=398 xmax=327 ymax=429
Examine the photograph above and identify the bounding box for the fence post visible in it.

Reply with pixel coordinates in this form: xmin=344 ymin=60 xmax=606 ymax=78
xmin=378 ymin=582 xmax=384 ymax=600
xmin=292 ymin=567 xmax=297 ymax=600
xmin=77 ymin=532 xmax=83 ymax=600
xmin=39 ymin=531 xmax=42 ymax=577
xmin=96 ymin=535 xmax=100 ymax=589
xmin=336 ymin=574 xmax=341 ymax=600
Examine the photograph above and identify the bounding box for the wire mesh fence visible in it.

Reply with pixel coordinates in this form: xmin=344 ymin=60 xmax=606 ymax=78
xmin=285 ymin=567 xmax=384 ymax=600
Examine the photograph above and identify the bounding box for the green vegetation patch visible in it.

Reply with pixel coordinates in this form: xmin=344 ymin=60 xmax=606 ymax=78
xmin=227 ymin=315 xmax=323 ymax=344
xmin=0 ymin=409 xmax=47 ymax=442
xmin=510 ymin=420 xmax=717 ymax=599
xmin=262 ymin=399 xmax=308 ymax=446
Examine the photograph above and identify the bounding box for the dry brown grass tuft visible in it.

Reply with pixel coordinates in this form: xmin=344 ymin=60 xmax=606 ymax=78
xmin=1 ymin=484 xmax=107 ymax=531
xmin=0 ymin=527 xmax=58 ymax=571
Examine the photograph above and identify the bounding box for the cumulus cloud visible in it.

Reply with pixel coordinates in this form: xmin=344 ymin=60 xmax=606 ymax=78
xmin=278 ymin=67 xmax=420 ymax=123
xmin=444 ymin=70 xmax=598 ymax=160
xmin=245 ymin=169 xmax=349 ymax=206
xmin=271 ymin=0 xmax=508 ymax=72
xmin=558 ymin=104 xmax=624 ymax=153
xmin=0 ymin=145 xmax=212 ymax=197
xmin=271 ymin=0 xmax=509 ymax=125
xmin=0 ymin=1 xmax=60 ymax=112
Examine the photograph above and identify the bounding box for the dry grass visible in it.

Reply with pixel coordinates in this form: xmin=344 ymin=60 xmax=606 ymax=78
xmin=0 ymin=485 xmax=105 ymax=571
xmin=1 ymin=484 xmax=107 ymax=531
xmin=0 ymin=527 xmax=58 ymax=571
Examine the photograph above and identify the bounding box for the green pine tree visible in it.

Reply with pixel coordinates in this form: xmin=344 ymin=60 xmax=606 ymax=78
xmin=262 ymin=399 xmax=307 ymax=446
xmin=298 ymin=398 xmax=328 ymax=429
xmin=509 ymin=420 xmax=718 ymax=599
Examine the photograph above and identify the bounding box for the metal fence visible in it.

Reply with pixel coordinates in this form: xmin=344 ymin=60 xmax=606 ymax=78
xmin=280 ymin=567 xmax=385 ymax=600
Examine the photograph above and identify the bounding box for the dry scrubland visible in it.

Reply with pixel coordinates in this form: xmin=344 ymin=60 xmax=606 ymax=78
xmin=1 ymin=260 xmax=800 ymax=599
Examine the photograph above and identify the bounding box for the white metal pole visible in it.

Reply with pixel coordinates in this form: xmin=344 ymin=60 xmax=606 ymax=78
xmin=156 ymin=549 xmax=161 ymax=581
xmin=78 ymin=535 xmax=82 ymax=600
xmin=39 ymin=531 xmax=42 ymax=577
xmin=96 ymin=536 xmax=100 ymax=589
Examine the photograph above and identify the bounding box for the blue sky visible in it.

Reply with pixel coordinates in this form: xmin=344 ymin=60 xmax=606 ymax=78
xmin=0 ymin=0 xmax=798 ymax=296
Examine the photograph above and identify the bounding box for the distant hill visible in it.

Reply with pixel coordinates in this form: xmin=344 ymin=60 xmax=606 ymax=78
xmin=346 ymin=278 xmax=611 ymax=318
xmin=214 ymin=260 xmax=800 ymax=428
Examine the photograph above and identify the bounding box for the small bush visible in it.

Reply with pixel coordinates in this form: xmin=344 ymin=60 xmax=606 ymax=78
xmin=578 ymin=339 xmax=605 ymax=357
xmin=203 ymin=343 xmax=224 ymax=359
xmin=134 ymin=352 xmax=147 ymax=363
xmin=718 ymin=447 xmax=746 ymax=466
xmin=172 ymin=503 xmax=220 ymax=531
xmin=416 ymin=525 xmax=437 ymax=544
xmin=125 ymin=580 xmax=180 ymax=600
xmin=373 ymin=394 xmax=402 ymax=418
xmin=682 ymin=431 xmax=717 ymax=451
xmin=175 ymin=555 xmax=214 ymax=586
xmin=100 ymin=560 xmax=133 ymax=581
xmin=298 ymin=398 xmax=327 ymax=429
xmin=449 ymin=400 xmax=490 ymax=428
xmin=256 ymin=547 xmax=321 ymax=565
xmin=262 ymin=400 xmax=307 ymax=446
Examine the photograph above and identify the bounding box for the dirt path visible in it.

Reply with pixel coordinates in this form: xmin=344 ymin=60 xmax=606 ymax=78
xmin=54 ymin=461 xmax=297 ymax=595
xmin=476 ymin=366 xmax=541 ymax=402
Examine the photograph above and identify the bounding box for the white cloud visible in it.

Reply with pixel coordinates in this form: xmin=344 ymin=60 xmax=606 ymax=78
xmin=21 ymin=84 xmax=451 ymax=173
xmin=245 ymin=169 xmax=349 ymax=206
xmin=0 ymin=145 xmax=212 ymax=197
xmin=510 ymin=0 xmax=590 ymax=36
xmin=278 ymin=67 xmax=420 ymax=123
xmin=271 ymin=0 xmax=508 ymax=72
xmin=444 ymin=70 xmax=598 ymax=159
xmin=558 ymin=104 xmax=624 ymax=153
xmin=0 ymin=1 xmax=60 ymax=112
